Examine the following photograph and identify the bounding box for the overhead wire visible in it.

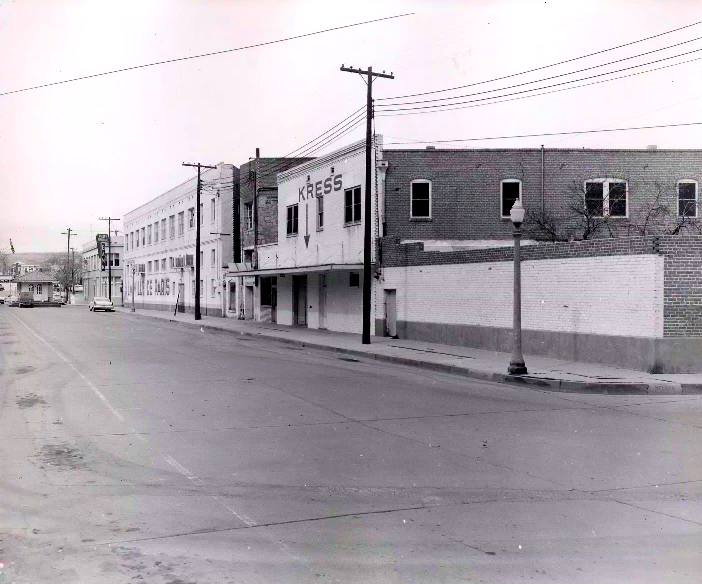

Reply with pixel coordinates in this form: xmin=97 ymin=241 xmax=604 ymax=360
xmin=377 ymin=35 xmax=702 ymax=107
xmin=1 ymin=13 xmax=414 ymax=97
xmin=377 ymin=19 xmax=702 ymax=101
xmin=382 ymin=121 xmax=702 ymax=145
xmin=376 ymin=52 xmax=702 ymax=116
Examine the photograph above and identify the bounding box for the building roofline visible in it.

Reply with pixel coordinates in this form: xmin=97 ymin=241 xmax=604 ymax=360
xmin=382 ymin=147 xmax=702 ymax=153
xmin=124 ymin=162 xmax=234 ymax=218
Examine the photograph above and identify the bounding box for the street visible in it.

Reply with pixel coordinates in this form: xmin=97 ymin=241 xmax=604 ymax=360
xmin=1 ymin=306 xmax=701 ymax=583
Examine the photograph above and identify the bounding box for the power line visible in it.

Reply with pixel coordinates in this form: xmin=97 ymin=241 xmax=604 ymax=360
xmin=383 ymin=121 xmax=702 ymax=145
xmin=377 ymin=53 xmax=702 ymax=117
xmin=1 ymin=14 xmax=414 ymax=97
xmin=377 ymin=46 xmax=702 ymax=113
xmin=377 ymin=19 xmax=702 ymax=101
xmin=378 ymin=35 xmax=702 ymax=107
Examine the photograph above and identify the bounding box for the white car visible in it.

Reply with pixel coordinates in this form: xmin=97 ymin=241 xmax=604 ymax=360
xmin=89 ymin=297 xmax=114 ymax=312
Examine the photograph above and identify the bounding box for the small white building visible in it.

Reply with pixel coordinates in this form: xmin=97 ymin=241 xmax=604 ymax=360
xmin=231 ymin=138 xmax=383 ymax=334
xmin=123 ymin=163 xmax=237 ymax=317
xmin=13 ymin=272 xmax=55 ymax=303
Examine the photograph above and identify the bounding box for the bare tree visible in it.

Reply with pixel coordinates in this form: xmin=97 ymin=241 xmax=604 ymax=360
xmin=523 ymin=176 xmax=702 ymax=242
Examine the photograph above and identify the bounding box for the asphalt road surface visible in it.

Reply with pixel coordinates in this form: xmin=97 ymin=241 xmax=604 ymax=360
xmin=1 ymin=305 xmax=701 ymax=583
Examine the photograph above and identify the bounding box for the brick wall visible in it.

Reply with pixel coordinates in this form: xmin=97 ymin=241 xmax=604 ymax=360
xmin=382 ymin=149 xmax=702 ymax=242
xmin=660 ymin=236 xmax=702 ymax=336
xmin=239 ymin=158 xmax=313 ymax=250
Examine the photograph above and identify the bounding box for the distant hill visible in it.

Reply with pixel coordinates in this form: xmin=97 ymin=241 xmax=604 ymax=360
xmin=8 ymin=252 xmax=70 ymax=265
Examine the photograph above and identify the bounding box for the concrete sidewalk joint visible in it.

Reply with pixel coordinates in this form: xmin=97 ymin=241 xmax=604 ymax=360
xmin=114 ymin=308 xmax=702 ymax=396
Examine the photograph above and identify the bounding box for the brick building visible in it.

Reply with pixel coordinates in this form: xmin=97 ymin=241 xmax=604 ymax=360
xmin=375 ymin=147 xmax=702 ymax=372
xmin=223 ymin=155 xmax=312 ymax=319
xmin=381 ymin=147 xmax=702 ymax=245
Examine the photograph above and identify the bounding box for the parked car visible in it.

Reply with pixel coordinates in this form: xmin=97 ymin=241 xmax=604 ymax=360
xmin=74 ymin=284 xmax=83 ymax=293
xmin=6 ymin=295 xmax=19 ymax=306
xmin=52 ymin=292 xmax=66 ymax=304
xmin=89 ymin=297 xmax=114 ymax=312
xmin=0 ymin=296 xmax=4 ymax=304
xmin=19 ymin=291 xmax=35 ymax=308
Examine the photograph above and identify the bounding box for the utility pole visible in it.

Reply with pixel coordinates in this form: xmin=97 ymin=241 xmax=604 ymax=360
xmin=99 ymin=217 xmax=120 ymax=301
xmin=340 ymin=64 xmax=394 ymax=344
xmin=61 ymin=228 xmax=75 ymax=303
xmin=182 ymin=162 xmax=217 ymax=320
xmin=70 ymin=247 xmax=76 ymax=297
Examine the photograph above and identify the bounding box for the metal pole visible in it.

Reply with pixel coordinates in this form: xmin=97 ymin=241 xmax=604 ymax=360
xmin=131 ymin=266 xmax=135 ymax=312
xmin=508 ymin=223 xmax=528 ymax=375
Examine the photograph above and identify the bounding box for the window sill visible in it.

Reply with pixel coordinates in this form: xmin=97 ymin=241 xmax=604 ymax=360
xmin=287 ymin=233 xmax=298 ymax=238
xmin=344 ymin=221 xmax=362 ymax=227
xmin=409 ymin=217 xmax=432 ymax=222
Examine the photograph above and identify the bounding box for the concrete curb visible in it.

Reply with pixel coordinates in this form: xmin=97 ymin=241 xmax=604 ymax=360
xmin=115 ymin=310 xmax=702 ymax=396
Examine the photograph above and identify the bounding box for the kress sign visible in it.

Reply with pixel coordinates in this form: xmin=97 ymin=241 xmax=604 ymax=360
xmin=298 ymin=174 xmax=342 ymax=201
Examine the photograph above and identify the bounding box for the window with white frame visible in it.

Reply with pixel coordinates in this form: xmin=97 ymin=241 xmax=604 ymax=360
xmin=211 ymin=279 xmax=216 ymax=297
xmin=678 ymin=180 xmax=698 ymax=218
xmin=317 ymin=196 xmax=324 ymax=230
xmin=161 ymin=219 xmax=166 ymax=240
xmin=188 ymin=207 xmax=195 ymax=228
xmin=410 ymin=180 xmax=431 ymax=218
xmin=500 ymin=179 xmax=522 ymax=218
xmin=147 ymin=224 xmax=152 ymax=245
xmin=287 ymin=204 xmax=299 ymax=235
xmin=211 ymin=249 xmax=216 ymax=267
xmin=153 ymin=260 xmax=158 ymax=273
xmin=245 ymin=203 xmax=253 ymax=230
xmin=37 ymin=284 xmax=42 ymax=294
xmin=141 ymin=227 xmax=145 ymax=246
xmin=344 ymin=187 xmax=361 ymax=224
xmin=147 ymin=261 xmax=152 ymax=273
xmin=211 ymin=198 xmax=216 ymax=223
xmin=178 ymin=211 xmax=184 ymax=236
xmin=169 ymin=215 xmax=175 ymax=238
xmin=584 ymin=179 xmax=628 ymax=217
xmin=161 ymin=258 xmax=166 ymax=271
xmin=154 ymin=222 xmax=159 ymax=243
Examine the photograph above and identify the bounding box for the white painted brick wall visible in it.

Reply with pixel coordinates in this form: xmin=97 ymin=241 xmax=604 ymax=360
xmin=382 ymin=255 xmax=664 ymax=338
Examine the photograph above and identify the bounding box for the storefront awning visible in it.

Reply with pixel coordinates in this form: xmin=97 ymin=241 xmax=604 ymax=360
xmin=224 ymin=263 xmax=368 ymax=277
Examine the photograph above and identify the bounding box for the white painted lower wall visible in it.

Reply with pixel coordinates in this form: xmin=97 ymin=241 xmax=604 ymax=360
xmin=381 ymin=255 xmax=664 ymax=338
xmin=276 ymin=270 xmax=372 ymax=334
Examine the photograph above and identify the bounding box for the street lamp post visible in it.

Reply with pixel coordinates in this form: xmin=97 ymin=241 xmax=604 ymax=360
xmin=508 ymin=198 xmax=528 ymax=375
xmin=131 ymin=265 xmax=136 ymax=313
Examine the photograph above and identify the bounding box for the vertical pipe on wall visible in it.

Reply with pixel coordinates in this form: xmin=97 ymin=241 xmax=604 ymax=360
xmin=541 ymin=144 xmax=545 ymax=216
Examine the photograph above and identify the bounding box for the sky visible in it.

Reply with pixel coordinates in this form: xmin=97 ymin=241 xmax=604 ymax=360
xmin=1 ymin=0 xmax=701 ymax=252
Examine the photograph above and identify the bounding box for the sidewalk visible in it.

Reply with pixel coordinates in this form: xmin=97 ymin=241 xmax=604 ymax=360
xmin=112 ymin=306 xmax=702 ymax=395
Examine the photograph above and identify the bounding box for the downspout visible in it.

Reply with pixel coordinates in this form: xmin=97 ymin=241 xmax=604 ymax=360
xmin=541 ymin=144 xmax=545 ymax=216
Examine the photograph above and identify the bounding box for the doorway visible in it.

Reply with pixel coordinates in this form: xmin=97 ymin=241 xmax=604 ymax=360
xmin=384 ymin=289 xmax=397 ymax=337
xmin=245 ymin=285 xmax=254 ymax=319
xmin=318 ymin=274 xmax=327 ymax=329
xmin=293 ymin=275 xmax=307 ymax=326
xmin=178 ymin=283 xmax=185 ymax=313
xmin=229 ymin=282 xmax=236 ymax=312
xmin=271 ymin=278 xmax=277 ymax=323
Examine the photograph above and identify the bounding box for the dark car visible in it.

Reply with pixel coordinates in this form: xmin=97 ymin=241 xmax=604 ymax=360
xmin=19 ymin=291 xmax=35 ymax=307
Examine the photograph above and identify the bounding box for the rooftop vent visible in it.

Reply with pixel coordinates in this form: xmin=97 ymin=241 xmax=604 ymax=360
xmin=426 ymin=146 xmax=436 ymax=150
xmin=646 ymin=144 xmax=657 ymax=150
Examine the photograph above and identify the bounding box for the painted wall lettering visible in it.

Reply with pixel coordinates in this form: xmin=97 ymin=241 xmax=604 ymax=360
xmin=299 ymin=174 xmax=343 ymax=201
